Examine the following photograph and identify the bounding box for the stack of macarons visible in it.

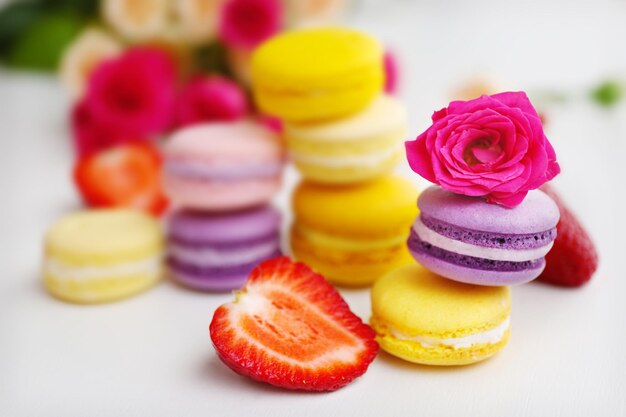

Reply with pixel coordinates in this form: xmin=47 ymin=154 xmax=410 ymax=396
xmin=162 ymin=121 xmax=285 ymax=291
xmin=371 ymin=91 xmax=561 ymax=366
xmin=251 ymin=27 xmax=418 ymax=286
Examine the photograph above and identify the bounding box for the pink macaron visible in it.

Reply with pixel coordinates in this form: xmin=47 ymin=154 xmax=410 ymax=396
xmin=163 ymin=121 xmax=285 ymax=211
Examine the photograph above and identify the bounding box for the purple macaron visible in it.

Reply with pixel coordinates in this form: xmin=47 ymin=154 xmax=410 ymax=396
xmin=166 ymin=206 xmax=282 ymax=292
xmin=408 ymin=186 xmax=559 ymax=286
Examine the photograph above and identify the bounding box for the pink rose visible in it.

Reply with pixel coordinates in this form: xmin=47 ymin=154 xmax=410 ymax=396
xmin=176 ymin=76 xmax=248 ymax=126
xmin=85 ymin=47 xmax=177 ymax=136
xmin=384 ymin=49 xmax=399 ymax=94
xmin=218 ymin=0 xmax=282 ymax=50
xmin=71 ymin=99 xmax=144 ymax=156
xmin=405 ymin=91 xmax=560 ymax=207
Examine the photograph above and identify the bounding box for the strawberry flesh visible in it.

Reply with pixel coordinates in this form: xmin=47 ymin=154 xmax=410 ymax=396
xmin=539 ymin=185 xmax=599 ymax=287
xmin=209 ymin=257 xmax=379 ymax=391
xmin=73 ymin=142 xmax=168 ymax=216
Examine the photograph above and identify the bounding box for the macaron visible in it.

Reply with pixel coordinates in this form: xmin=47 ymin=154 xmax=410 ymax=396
xmin=251 ymin=27 xmax=384 ymax=122
xmin=291 ymin=176 xmax=418 ymax=286
xmin=371 ymin=264 xmax=511 ymax=366
xmin=162 ymin=121 xmax=285 ymax=211
xmin=408 ymin=186 xmax=559 ymax=286
xmin=284 ymin=95 xmax=407 ymax=184
xmin=166 ymin=206 xmax=282 ymax=291
xmin=43 ymin=209 xmax=163 ymax=304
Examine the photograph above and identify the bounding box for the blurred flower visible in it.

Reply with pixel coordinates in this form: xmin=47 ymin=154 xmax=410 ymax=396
xmin=227 ymin=47 xmax=253 ymax=84
xmin=173 ymin=0 xmax=225 ymax=44
xmin=383 ymin=49 xmax=398 ymax=94
xmin=176 ymin=76 xmax=248 ymax=126
xmin=259 ymin=115 xmax=283 ymax=134
xmin=85 ymin=47 xmax=177 ymax=137
xmin=284 ymin=0 xmax=349 ymax=27
xmin=453 ymin=76 xmax=499 ymax=101
xmin=219 ymin=0 xmax=282 ymax=50
xmin=101 ymin=0 xmax=170 ymax=42
xmin=406 ymin=92 xmax=560 ymax=207
xmin=59 ymin=28 xmax=123 ymax=98
xmin=71 ymin=99 xmax=142 ymax=156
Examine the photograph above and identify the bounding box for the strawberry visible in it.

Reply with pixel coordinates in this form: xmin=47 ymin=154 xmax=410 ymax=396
xmin=73 ymin=142 xmax=168 ymax=216
xmin=539 ymin=185 xmax=599 ymax=287
xmin=209 ymin=257 xmax=378 ymax=391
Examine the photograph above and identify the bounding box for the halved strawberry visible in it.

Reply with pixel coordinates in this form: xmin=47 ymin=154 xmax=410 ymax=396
xmin=539 ymin=185 xmax=599 ymax=287
xmin=73 ymin=142 xmax=168 ymax=216
xmin=209 ymin=257 xmax=378 ymax=392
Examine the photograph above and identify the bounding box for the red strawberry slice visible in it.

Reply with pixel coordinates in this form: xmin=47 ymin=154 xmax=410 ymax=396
xmin=73 ymin=142 xmax=168 ymax=216
xmin=209 ymin=257 xmax=378 ymax=391
xmin=539 ymin=185 xmax=599 ymax=287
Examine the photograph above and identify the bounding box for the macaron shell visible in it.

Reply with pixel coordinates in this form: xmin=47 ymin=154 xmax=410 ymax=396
xmin=292 ymin=176 xmax=419 ymax=239
xmin=290 ymin=227 xmax=413 ymax=286
xmin=418 ymin=186 xmax=559 ymax=234
xmin=44 ymin=270 xmax=161 ymax=304
xmin=291 ymin=150 xmax=402 ymax=184
xmin=251 ymin=27 xmax=383 ymax=122
xmin=163 ymin=176 xmax=281 ymax=211
xmin=45 ymin=209 xmax=163 ymax=265
xmin=252 ymin=27 xmax=383 ymax=91
xmin=164 ymin=121 xmax=283 ymax=165
xmin=373 ymin=317 xmax=510 ymax=366
xmin=371 ymin=264 xmax=511 ymax=338
xmin=167 ymin=205 xmax=281 ymax=244
xmin=410 ymin=248 xmax=546 ymax=286
xmin=284 ymin=95 xmax=407 ymax=141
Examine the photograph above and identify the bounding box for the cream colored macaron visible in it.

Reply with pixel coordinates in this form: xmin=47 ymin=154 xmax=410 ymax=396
xmin=43 ymin=209 xmax=164 ymax=304
xmin=284 ymin=95 xmax=407 ymax=184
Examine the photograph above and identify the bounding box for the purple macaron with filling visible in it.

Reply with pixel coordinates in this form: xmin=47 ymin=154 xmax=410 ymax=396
xmin=408 ymin=186 xmax=559 ymax=286
xmin=166 ymin=206 xmax=282 ymax=291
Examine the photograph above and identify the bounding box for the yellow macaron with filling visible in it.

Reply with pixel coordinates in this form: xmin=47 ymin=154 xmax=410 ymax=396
xmin=371 ymin=264 xmax=511 ymax=366
xmin=43 ymin=209 xmax=163 ymax=304
xmin=284 ymin=95 xmax=407 ymax=184
xmin=291 ymin=176 xmax=418 ymax=286
xmin=251 ymin=27 xmax=384 ymax=122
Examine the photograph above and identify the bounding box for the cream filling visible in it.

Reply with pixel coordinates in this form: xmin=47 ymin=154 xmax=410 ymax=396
xmin=389 ymin=317 xmax=510 ymax=349
xmin=296 ymin=225 xmax=405 ymax=251
xmin=289 ymin=145 xmax=401 ymax=168
xmin=168 ymin=241 xmax=279 ymax=266
xmin=44 ymin=255 xmax=162 ymax=281
xmin=412 ymin=217 xmax=553 ymax=262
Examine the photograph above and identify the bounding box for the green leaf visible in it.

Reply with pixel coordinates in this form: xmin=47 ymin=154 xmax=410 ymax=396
xmin=5 ymin=10 xmax=85 ymax=71
xmin=0 ymin=1 xmax=45 ymax=57
xmin=591 ymin=80 xmax=622 ymax=107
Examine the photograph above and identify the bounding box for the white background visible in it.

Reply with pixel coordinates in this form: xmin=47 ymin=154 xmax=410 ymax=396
xmin=1 ymin=0 xmax=625 ymax=415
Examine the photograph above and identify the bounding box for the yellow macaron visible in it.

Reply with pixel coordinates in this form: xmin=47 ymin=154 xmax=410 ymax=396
xmin=251 ymin=27 xmax=384 ymax=122
xmin=290 ymin=176 xmax=419 ymax=286
xmin=43 ymin=209 xmax=164 ymax=304
xmin=371 ymin=264 xmax=511 ymax=366
xmin=284 ymin=95 xmax=407 ymax=184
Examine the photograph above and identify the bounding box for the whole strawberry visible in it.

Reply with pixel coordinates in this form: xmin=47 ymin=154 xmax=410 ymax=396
xmin=210 ymin=257 xmax=378 ymax=391
xmin=539 ymin=185 xmax=599 ymax=287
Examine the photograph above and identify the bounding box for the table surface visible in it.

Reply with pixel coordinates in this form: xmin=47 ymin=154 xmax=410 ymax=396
xmin=1 ymin=1 xmax=625 ymax=416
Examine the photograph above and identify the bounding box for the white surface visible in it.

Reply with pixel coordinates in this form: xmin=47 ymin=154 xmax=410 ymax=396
xmin=1 ymin=0 xmax=626 ymax=415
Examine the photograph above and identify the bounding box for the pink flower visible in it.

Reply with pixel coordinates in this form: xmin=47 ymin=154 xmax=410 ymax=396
xmin=71 ymin=99 xmax=144 ymax=156
xmin=85 ymin=47 xmax=177 ymax=136
xmin=405 ymin=92 xmax=560 ymax=207
xmin=259 ymin=114 xmax=283 ymax=134
xmin=384 ymin=49 xmax=399 ymax=94
xmin=218 ymin=0 xmax=282 ymax=50
xmin=176 ymin=76 xmax=248 ymax=126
